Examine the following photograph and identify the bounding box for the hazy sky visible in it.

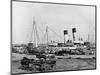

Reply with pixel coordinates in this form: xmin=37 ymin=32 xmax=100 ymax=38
xmin=12 ymin=1 xmax=95 ymax=44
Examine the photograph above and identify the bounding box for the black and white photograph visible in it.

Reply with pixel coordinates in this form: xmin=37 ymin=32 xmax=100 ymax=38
xmin=11 ymin=0 xmax=96 ymax=74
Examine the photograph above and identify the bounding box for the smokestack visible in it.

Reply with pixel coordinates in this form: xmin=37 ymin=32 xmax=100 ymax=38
xmin=72 ymin=28 xmax=76 ymax=41
xmin=64 ymin=30 xmax=69 ymax=44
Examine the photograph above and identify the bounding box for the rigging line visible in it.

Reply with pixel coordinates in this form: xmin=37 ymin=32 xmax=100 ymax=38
xmin=33 ymin=17 xmax=38 ymax=45
xmin=46 ymin=26 xmax=48 ymax=45
xmin=48 ymin=27 xmax=63 ymax=40
xmin=34 ymin=23 xmax=40 ymax=44
xmin=36 ymin=25 xmax=45 ymax=43
xmin=29 ymin=22 xmax=34 ymax=43
xmin=33 ymin=21 xmax=36 ymax=44
xmin=42 ymin=31 xmax=46 ymax=44
xmin=42 ymin=26 xmax=49 ymax=44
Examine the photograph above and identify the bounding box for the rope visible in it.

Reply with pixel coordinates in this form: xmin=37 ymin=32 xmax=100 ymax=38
xmin=48 ymin=27 xmax=63 ymax=40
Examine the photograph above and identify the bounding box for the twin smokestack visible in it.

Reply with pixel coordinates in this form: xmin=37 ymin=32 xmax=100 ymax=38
xmin=64 ymin=28 xmax=76 ymax=43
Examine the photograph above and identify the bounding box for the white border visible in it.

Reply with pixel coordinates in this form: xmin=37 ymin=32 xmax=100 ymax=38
xmin=0 ymin=0 xmax=100 ymax=75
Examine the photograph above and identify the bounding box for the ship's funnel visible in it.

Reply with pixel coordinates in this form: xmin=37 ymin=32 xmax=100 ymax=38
xmin=64 ymin=30 xmax=69 ymax=43
xmin=72 ymin=28 xmax=76 ymax=41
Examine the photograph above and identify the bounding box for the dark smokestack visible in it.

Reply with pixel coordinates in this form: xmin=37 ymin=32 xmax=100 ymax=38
xmin=64 ymin=30 xmax=68 ymax=44
xmin=72 ymin=28 xmax=76 ymax=33
xmin=64 ymin=30 xmax=68 ymax=35
xmin=72 ymin=28 xmax=76 ymax=41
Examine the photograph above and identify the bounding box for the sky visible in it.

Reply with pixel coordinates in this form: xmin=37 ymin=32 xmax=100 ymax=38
xmin=12 ymin=1 xmax=95 ymax=44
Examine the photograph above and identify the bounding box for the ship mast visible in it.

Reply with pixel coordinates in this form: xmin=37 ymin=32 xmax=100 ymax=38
xmin=88 ymin=34 xmax=89 ymax=42
xmin=33 ymin=19 xmax=37 ymax=47
xmin=46 ymin=26 xmax=48 ymax=47
xmin=29 ymin=20 xmax=34 ymax=43
xmin=29 ymin=18 xmax=39 ymax=47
